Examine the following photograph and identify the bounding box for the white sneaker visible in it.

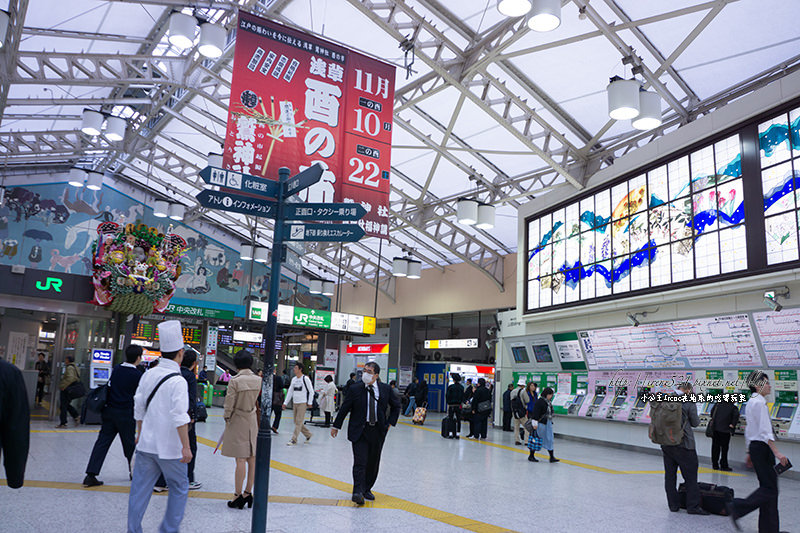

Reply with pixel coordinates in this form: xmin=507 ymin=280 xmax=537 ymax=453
xmin=188 ymin=481 xmax=203 ymax=490
xmin=286 ymin=441 xmax=297 ymax=446
xmin=304 ymin=434 xmax=312 ymax=444
xmin=153 ymin=486 xmax=168 ymax=493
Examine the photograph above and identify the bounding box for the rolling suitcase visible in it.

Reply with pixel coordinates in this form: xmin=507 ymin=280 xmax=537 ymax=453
xmin=441 ymin=416 xmax=456 ymax=438
xmin=412 ymin=405 xmax=427 ymax=425
xmin=678 ymin=482 xmax=734 ymax=515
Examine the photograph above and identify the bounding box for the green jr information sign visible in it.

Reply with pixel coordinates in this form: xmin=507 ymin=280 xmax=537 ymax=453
xmin=167 ymin=303 xmax=235 ymax=320
xmin=293 ymin=307 xmax=331 ymax=329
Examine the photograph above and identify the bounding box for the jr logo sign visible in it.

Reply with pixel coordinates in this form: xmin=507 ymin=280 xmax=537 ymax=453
xmin=35 ymin=277 xmax=63 ymax=293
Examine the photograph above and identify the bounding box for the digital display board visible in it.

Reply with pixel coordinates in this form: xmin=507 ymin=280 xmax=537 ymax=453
xmin=233 ymin=331 xmax=263 ymax=343
xmin=249 ymin=302 xmax=375 ymax=335
xmin=182 ymin=327 xmax=202 ymax=345
xmin=424 ymin=339 xmax=479 ymax=349
xmin=511 ymin=346 xmax=530 ymax=363
xmin=132 ymin=322 xmax=155 ymax=341
xmin=532 ymin=344 xmax=554 ymax=363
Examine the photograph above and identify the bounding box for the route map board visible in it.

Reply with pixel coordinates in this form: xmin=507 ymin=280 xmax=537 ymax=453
xmin=753 ymin=308 xmax=800 ymax=367
xmin=579 ymin=314 xmax=761 ymax=369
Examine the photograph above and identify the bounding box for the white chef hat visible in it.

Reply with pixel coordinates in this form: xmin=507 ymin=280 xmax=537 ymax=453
xmin=517 ymin=377 xmax=527 ymax=386
xmin=158 ymin=320 xmax=184 ymax=353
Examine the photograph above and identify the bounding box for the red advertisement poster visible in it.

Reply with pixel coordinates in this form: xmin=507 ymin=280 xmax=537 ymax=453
xmin=223 ymin=11 xmax=394 ymax=239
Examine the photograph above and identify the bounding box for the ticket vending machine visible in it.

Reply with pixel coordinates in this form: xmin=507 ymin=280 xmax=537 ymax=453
xmin=605 ymin=387 xmax=628 ymax=419
xmin=628 ymin=386 xmax=651 ymax=421
xmin=772 ymin=402 xmax=798 ymax=438
xmin=568 ymin=393 xmax=586 ymax=415
xmin=90 ymin=348 xmax=113 ymax=389
xmin=585 ymin=385 xmax=607 ymax=417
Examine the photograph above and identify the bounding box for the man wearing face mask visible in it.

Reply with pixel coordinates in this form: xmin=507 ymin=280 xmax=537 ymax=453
xmin=331 ymin=362 xmax=401 ymax=505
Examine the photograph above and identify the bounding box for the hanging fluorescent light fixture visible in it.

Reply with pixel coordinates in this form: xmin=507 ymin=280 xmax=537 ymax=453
xmin=392 ymin=257 xmax=409 ymax=277
xmin=456 ymin=198 xmax=479 ymax=225
xmin=240 ymin=244 xmax=253 ymax=261
xmin=153 ymin=200 xmax=169 ymax=218
xmin=607 ymin=77 xmax=641 ymax=120
xmin=168 ymin=12 xmax=197 ymax=49
xmin=198 ymin=22 xmax=225 ymax=58
xmin=85 ymin=171 xmax=103 ymax=191
xmin=168 ymin=203 xmax=185 ymax=221
xmin=104 ymin=116 xmax=127 ymax=141
xmin=631 ymin=90 xmax=662 ymax=131
xmin=526 ymin=0 xmax=561 ymax=32
xmin=68 ymin=168 xmax=87 ymax=188
xmin=497 ymin=0 xmax=531 ymax=17
xmin=322 ymin=281 xmax=335 ymax=296
xmin=253 ymin=246 xmax=269 ymax=263
xmin=406 ymin=260 xmax=422 ymax=279
xmin=0 ymin=10 xmax=10 ymax=49
xmin=81 ymin=109 xmax=104 ymax=136
xmin=309 ymin=279 xmax=323 ymax=294
xmin=207 ymin=152 xmax=223 ymax=168
xmin=476 ymin=203 xmax=495 ymax=230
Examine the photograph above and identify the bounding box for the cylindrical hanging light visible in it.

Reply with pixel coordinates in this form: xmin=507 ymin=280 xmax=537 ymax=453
xmin=153 ymin=200 xmax=169 ymax=218
xmin=168 ymin=12 xmax=197 ymax=49
xmin=81 ymin=109 xmax=104 ymax=136
xmin=322 ymin=280 xmax=335 ymax=296
xmin=207 ymin=152 xmax=223 ymax=168
xmin=240 ymin=244 xmax=254 ymax=261
xmin=406 ymin=260 xmax=422 ymax=279
xmin=168 ymin=203 xmax=185 ymax=221
xmin=632 ymin=90 xmax=663 ymax=131
xmin=392 ymin=257 xmax=409 ymax=277
xmin=526 ymin=0 xmax=561 ymax=32
xmin=309 ymin=279 xmax=323 ymax=294
xmin=0 ymin=10 xmax=10 ymax=49
xmin=104 ymin=116 xmax=126 ymax=141
xmin=198 ymin=22 xmax=225 ymax=58
xmin=457 ymin=198 xmax=479 ymax=225
xmin=253 ymin=246 xmax=269 ymax=263
xmin=68 ymin=168 xmax=87 ymax=188
xmin=476 ymin=203 xmax=496 ymax=230
xmin=85 ymin=171 xmax=103 ymax=191
xmin=607 ymin=77 xmax=641 ymax=120
xmin=497 ymin=0 xmax=532 ymax=17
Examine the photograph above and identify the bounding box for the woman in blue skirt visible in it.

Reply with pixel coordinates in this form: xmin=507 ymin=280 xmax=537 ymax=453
xmin=530 ymin=387 xmax=559 ymax=463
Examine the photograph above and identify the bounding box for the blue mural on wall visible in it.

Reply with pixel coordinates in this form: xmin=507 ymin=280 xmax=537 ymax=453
xmin=0 ymin=182 xmax=329 ymax=316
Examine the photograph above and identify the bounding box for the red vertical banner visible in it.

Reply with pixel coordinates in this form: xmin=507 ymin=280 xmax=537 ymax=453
xmin=223 ymin=11 xmax=394 ymax=239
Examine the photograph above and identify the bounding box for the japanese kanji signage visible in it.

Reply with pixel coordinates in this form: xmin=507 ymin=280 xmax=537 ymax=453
xmin=196 ymin=189 xmax=277 ymax=218
xmin=285 ymin=203 xmax=367 ymax=221
xmin=223 ymin=11 xmax=395 ymax=239
xmin=284 ymin=223 xmax=365 ymax=242
xmin=199 ymin=165 xmax=279 ymax=198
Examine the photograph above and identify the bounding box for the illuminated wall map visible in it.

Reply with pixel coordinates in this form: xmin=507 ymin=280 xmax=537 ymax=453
xmin=753 ymin=308 xmax=800 ymax=367
xmin=578 ymin=314 xmax=761 ymax=370
xmin=760 ymin=105 xmax=800 ymax=264
xmin=527 ymin=134 xmax=745 ymax=310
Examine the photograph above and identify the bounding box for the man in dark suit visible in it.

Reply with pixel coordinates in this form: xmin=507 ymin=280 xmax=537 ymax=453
xmin=0 ymin=358 xmax=30 ymax=488
xmin=331 ymin=362 xmax=400 ymax=505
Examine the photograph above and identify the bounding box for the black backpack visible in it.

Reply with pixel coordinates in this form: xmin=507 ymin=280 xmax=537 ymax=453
xmin=510 ymin=389 xmax=527 ymax=418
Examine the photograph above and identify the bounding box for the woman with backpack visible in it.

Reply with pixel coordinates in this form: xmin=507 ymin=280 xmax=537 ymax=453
xmin=530 ymin=387 xmax=559 ymax=463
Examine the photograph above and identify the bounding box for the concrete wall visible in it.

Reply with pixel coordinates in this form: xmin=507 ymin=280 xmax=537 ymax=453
xmin=337 ymin=253 xmax=517 ymax=319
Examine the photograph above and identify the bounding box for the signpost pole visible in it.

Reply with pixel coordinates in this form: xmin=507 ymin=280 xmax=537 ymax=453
xmin=251 ymin=167 xmax=289 ymax=533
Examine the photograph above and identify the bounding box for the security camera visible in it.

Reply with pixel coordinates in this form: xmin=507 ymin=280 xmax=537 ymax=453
xmin=626 ymin=313 xmax=640 ymax=327
xmin=764 ymin=296 xmax=782 ymax=312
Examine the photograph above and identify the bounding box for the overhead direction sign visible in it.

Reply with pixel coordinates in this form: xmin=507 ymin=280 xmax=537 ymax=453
xmin=285 ymin=203 xmax=367 ymax=222
xmin=199 ymin=165 xmax=280 ymax=198
xmin=283 ymin=164 xmax=323 ymax=197
xmin=284 ymin=223 xmax=365 ymax=242
xmin=196 ymin=189 xmax=277 ymax=218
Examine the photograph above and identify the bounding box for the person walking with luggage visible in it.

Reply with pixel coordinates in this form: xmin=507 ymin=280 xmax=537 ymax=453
xmin=415 ymin=378 xmax=428 ymax=412
xmin=403 ymin=377 xmax=418 ymax=416
xmin=728 ymin=371 xmax=788 ymax=532
xmin=320 ymin=375 xmax=337 ymax=427
xmin=530 ymin=387 xmax=559 ymax=463
xmin=56 ymin=355 xmax=82 ymax=428
xmin=331 ymin=362 xmax=400 ymax=505
xmin=282 ymin=362 xmax=314 ymax=445
xmin=502 ymin=384 xmax=514 ymax=432
xmin=34 ymin=353 xmax=49 ymax=406
xmin=270 ymin=373 xmax=285 ymax=434
xmin=126 ymin=320 xmax=192 ymax=533
xmin=221 ymin=350 xmax=262 ymax=509
xmin=657 ymin=383 xmax=708 ymax=515
xmin=83 ymin=345 xmax=143 ymax=487
xmin=445 ymin=373 xmax=465 ymax=438
xmin=469 ymin=378 xmax=492 ymax=440
xmin=709 ymin=400 xmax=739 ymax=471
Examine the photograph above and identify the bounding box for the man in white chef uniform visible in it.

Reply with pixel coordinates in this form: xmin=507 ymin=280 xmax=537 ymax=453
xmin=127 ymin=320 xmax=193 ymax=533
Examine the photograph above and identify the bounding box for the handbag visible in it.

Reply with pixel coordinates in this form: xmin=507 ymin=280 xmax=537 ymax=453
xmin=65 ymin=379 xmax=87 ymax=400
xmin=705 ymin=420 xmax=715 ymax=438
xmin=523 ymin=418 xmax=539 ymax=434
xmin=477 ymin=399 xmax=492 ymax=413
xmin=85 ymin=385 xmax=108 ymax=412
xmin=527 ymin=433 xmax=543 ymax=451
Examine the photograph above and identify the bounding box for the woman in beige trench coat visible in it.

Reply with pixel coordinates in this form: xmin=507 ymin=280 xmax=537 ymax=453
xmin=222 ymin=350 xmax=262 ymax=509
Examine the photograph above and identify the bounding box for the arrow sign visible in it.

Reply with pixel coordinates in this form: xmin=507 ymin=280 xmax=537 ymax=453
xmin=196 ymin=189 xmax=277 ymax=218
xmin=284 ymin=163 xmax=323 ymax=197
xmin=284 ymin=223 xmax=365 ymax=242
xmin=199 ymin=165 xmax=280 ymax=198
xmin=285 ymin=203 xmax=367 ymax=221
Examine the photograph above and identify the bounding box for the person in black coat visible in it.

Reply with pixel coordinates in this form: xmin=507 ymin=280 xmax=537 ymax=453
xmin=415 ymin=379 xmax=428 ymax=409
xmin=445 ymin=373 xmax=465 ymax=438
xmin=0 ymin=359 xmax=30 ymax=489
xmin=709 ymin=401 xmax=740 ymax=471
xmin=469 ymin=378 xmax=492 ymax=440
xmin=502 ymin=384 xmax=514 ymax=432
xmin=530 ymin=388 xmax=559 ymax=463
xmin=331 ymin=361 xmax=400 ymax=505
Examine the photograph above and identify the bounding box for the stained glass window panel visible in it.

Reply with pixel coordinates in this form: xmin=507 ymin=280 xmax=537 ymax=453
xmin=612 ymin=219 xmax=630 ymax=257
xmin=629 ymin=214 xmax=648 ymax=252
xmin=539 ymin=276 xmax=552 ymax=307
xmin=596 ymin=189 xmax=611 ymax=221
xmin=611 ymin=182 xmax=629 ymax=220
xmin=612 ymin=256 xmax=630 ymax=293
xmin=552 ymin=239 xmax=566 ymax=273
xmin=565 ymin=272 xmax=580 ymax=303
xmin=762 ymin=162 xmax=795 ymax=216
xmin=648 ymin=165 xmax=668 ymax=206
xmin=630 ymin=256 xmax=649 ymax=291
xmin=580 ymin=272 xmax=595 ymax=300
xmin=765 ymin=212 xmax=799 ymax=265
xmin=719 ymin=225 xmax=747 ymax=274
xmin=565 ymin=233 xmax=580 ymax=266
xmin=629 ymin=174 xmax=648 ymax=214
xmin=693 ymin=190 xmax=718 ymax=234
xmin=691 ymin=146 xmax=716 ymax=192
xmin=579 ymin=196 xmax=595 ymax=231
xmin=651 ymin=245 xmax=671 ymax=286
xmin=668 ymin=156 xmax=690 ymax=200
xmin=715 ymin=136 xmax=742 ymax=185
xmin=717 ymin=179 xmax=744 ymax=228
xmin=595 ymin=261 xmax=612 ymax=297
xmin=552 ymin=209 xmax=565 ymax=242
xmin=539 ymin=244 xmax=552 ymax=276
xmin=695 ymin=232 xmax=720 ymax=279
xmin=596 ymin=225 xmax=611 ymax=261
xmin=671 ymin=240 xmax=693 ymax=282
xmin=528 ymin=280 xmax=540 ymax=309
xmin=759 ymin=114 xmax=791 ymax=168
xmin=649 ymin=204 xmax=671 ymax=245
xmin=581 ymin=232 xmax=596 ymax=265
xmin=551 ymin=276 xmax=566 ymax=305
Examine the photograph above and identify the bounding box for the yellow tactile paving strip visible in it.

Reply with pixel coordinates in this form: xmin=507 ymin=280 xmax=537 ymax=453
xmin=397 ymin=421 xmax=744 ymax=477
